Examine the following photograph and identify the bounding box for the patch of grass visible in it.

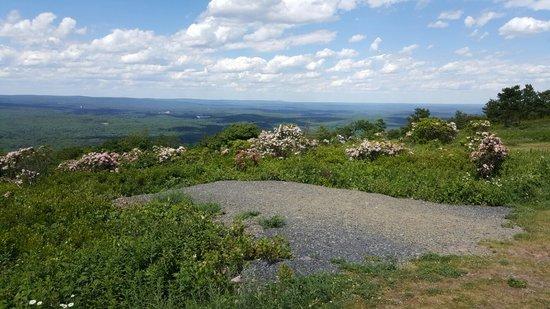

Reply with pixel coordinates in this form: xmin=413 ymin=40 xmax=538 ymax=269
xmin=416 ymin=253 xmax=468 ymax=282
xmin=235 ymin=210 xmax=261 ymax=221
xmin=259 ymin=215 xmax=286 ymax=229
xmin=507 ymin=277 xmax=527 ymax=288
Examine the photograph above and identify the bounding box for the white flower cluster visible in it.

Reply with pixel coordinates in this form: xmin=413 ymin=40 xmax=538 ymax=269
xmin=58 ymin=152 xmax=121 ymax=172
xmin=0 ymin=147 xmax=36 ymax=172
xmin=120 ymin=148 xmax=143 ymax=163
xmin=14 ymin=169 xmax=40 ymax=185
xmin=465 ymin=131 xmax=488 ymax=151
xmin=153 ymin=146 xmax=187 ymax=162
xmin=469 ymin=120 xmax=491 ymax=130
xmin=346 ymin=140 xmax=407 ymax=160
xmin=470 ymin=133 xmax=509 ymax=178
xmin=0 ymin=147 xmax=44 ymax=184
xmin=249 ymin=124 xmax=318 ymax=158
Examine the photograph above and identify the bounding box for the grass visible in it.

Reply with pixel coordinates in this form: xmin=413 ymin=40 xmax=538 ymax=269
xmin=235 ymin=210 xmax=261 ymax=221
xmin=259 ymin=215 xmax=286 ymax=229
xmin=1 ymin=118 xmax=549 ymax=307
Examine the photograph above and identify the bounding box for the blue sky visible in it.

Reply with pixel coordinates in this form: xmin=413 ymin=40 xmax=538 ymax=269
xmin=0 ymin=0 xmax=549 ymax=103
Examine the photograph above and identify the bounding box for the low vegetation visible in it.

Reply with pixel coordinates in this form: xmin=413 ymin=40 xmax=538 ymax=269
xmin=1 ymin=86 xmax=549 ymax=307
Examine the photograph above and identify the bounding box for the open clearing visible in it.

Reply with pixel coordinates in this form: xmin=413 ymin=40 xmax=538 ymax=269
xmin=116 ymin=181 xmax=521 ymax=279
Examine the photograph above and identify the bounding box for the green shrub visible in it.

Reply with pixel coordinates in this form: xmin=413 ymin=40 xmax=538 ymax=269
xmin=507 ymin=277 xmax=527 ymax=288
xmin=406 ymin=118 xmax=458 ymax=144
xmin=259 ymin=215 xmax=286 ymax=229
xmin=201 ymin=123 xmax=260 ymax=150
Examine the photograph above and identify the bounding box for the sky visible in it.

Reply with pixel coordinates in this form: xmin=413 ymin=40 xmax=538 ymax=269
xmin=0 ymin=0 xmax=549 ymax=104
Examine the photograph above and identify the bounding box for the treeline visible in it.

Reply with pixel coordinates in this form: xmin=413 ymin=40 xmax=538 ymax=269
xmin=483 ymin=84 xmax=549 ymax=126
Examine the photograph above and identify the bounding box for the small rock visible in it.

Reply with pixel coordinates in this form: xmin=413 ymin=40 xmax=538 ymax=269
xmin=231 ymin=275 xmax=243 ymax=283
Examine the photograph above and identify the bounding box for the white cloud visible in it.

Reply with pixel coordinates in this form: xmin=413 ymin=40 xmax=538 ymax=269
xmin=438 ymin=10 xmax=463 ymax=20
xmin=0 ymin=11 xmax=86 ymax=44
xmin=470 ymin=29 xmax=489 ymax=41
xmin=349 ymin=34 xmax=366 ymax=43
xmin=501 ymin=0 xmax=550 ymax=11
xmin=380 ymin=62 xmax=399 ymax=74
xmin=210 ymin=56 xmax=267 ymax=72
xmin=454 ymin=46 xmax=473 ymax=57
xmin=316 ymin=48 xmax=358 ymax=58
xmin=327 ymin=58 xmax=370 ymax=72
xmin=499 ymin=16 xmax=550 ymax=38
xmin=428 ymin=20 xmax=449 ymax=28
xmin=400 ymin=44 xmax=419 ymax=54
xmin=365 ymin=0 xmax=409 ymax=8
xmin=370 ymin=37 xmax=382 ymax=51
xmin=464 ymin=11 xmax=504 ymax=28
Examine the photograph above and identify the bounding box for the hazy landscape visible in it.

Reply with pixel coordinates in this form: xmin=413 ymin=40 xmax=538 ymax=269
xmin=0 ymin=95 xmax=482 ymax=150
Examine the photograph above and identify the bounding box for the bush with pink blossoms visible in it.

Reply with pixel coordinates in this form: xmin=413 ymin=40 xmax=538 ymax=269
xmin=249 ymin=124 xmax=318 ymax=158
xmin=153 ymin=146 xmax=187 ymax=162
xmin=470 ymin=133 xmax=509 ymax=178
xmin=58 ymin=152 xmax=121 ymax=172
xmin=120 ymin=148 xmax=143 ymax=163
xmin=345 ymin=140 xmax=408 ymax=160
xmin=234 ymin=148 xmax=262 ymax=170
xmin=0 ymin=146 xmax=50 ymax=183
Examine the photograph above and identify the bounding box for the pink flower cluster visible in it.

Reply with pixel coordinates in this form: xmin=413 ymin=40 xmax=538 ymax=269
xmin=234 ymin=148 xmax=262 ymax=170
xmin=0 ymin=147 xmax=36 ymax=172
xmin=153 ymin=146 xmax=187 ymax=162
xmin=1 ymin=147 xmax=44 ymax=184
xmin=120 ymin=148 xmax=143 ymax=163
xmin=14 ymin=169 xmax=40 ymax=185
xmin=346 ymin=140 xmax=407 ymax=160
xmin=58 ymin=152 xmax=121 ymax=172
xmin=249 ymin=124 xmax=318 ymax=158
xmin=470 ymin=133 xmax=508 ymax=178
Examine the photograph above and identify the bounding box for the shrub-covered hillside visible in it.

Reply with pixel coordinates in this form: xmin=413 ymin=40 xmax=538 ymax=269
xmin=1 ymin=107 xmax=549 ymax=307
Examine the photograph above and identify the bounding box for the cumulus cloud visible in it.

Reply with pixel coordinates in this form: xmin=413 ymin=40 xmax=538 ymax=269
xmin=428 ymin=20 xmax=449 ymax=28
xmin=500 ymin=0 xmax=550 ymax=11
xmin=0 ymin=11 xmax=86 ymax=44
xmin=400 ymin=44 xmax=419 ymax=54
xmin=348 ymin=34 xmax=366 ymax=43
xmin=499 ymin=16 xmax=550 ymax=38
xmin=370 ymin=37 xmax=382 ymax=51
xmin=438 ymin=10 xmax=463 ymax=20
xmin=0 ymin=4 xmax=549 ymax=102
xmin=454 ymin=46 xmax=473 ymax=57
xmin=464 ymin=11 xmax=504 ymax=28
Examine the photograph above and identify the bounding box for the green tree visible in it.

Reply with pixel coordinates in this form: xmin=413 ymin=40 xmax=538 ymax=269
xmin=201 ymin=123 xmax=260 ymax=149
xmin=484 ymin=85 xmax=523 ymax=126
xmin=406 ymin=108 xmax=431 ymax=126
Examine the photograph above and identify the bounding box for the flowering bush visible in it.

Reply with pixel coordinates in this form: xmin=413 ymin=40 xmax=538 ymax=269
xmin=249 ymin=124 xmax=318 ymax=158
xmin=346 ymin=140 xmax=407 ymax=160
xmin=0 ymin=146 xmax=50 ymax=184
xmin=58 ymin=152 xmax=121 ymax=172
xmin=153 ymin=146 xmax=187 ymax=162
xmin=470 ymin=133 xmax=508 ymax=178
xmin=406 ymin=118 xmax=458 ymax=143
xmin=468 ymin=120 xmax=491 ymax=131
xmin=234 ymin=148 xmax=262 ymax=170
xmin=120 ymin=148 xmax=143 ymax=163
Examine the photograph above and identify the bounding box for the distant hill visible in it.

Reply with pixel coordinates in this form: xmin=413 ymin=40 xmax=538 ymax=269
xmin=0 ymin=95 xmax=482 ymax=150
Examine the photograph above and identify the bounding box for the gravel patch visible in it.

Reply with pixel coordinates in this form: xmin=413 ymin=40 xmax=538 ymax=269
xmin=115 ymin=180 xmax=521 ymax=280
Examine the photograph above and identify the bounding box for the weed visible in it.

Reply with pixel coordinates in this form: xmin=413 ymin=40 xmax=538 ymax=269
xmin=235 ymin=210 xmax=261 ymax=221
xmin=259 ymin=215 xmax=286 ymax=229
xmin=507 ymin=277 xmax=527 ymax=288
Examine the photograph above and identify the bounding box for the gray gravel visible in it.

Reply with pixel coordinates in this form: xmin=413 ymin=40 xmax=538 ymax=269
xmin=115 ymin=180 xmax=521 ymax=280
